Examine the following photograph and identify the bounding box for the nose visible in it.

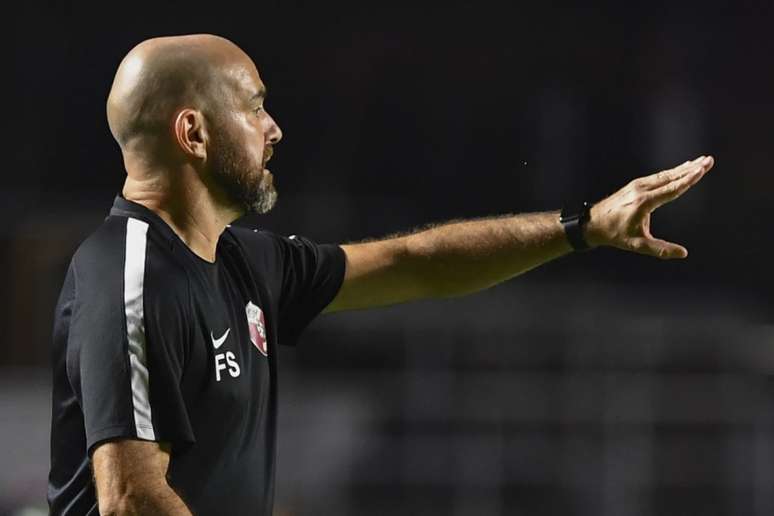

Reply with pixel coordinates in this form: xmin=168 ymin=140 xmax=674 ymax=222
xmin=265 ymin=111 xmax=282 ymax=144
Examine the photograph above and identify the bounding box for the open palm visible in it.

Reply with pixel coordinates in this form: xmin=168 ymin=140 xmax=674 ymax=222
xmin=586 ymin=155 xmax=714 ymax=259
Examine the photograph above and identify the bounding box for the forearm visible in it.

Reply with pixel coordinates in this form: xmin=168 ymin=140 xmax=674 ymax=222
xmin=93 ymin=441 xmax=192 ymax=516
xmin=401 ymin=211 xmax=572 ymax=298
xmin=329 ymin=156 xmax=713 ymax=313
xmin=331 ymin=211 xmax=574 ymax=311
xmin=100 ymin=484 xmax=192 ymax=516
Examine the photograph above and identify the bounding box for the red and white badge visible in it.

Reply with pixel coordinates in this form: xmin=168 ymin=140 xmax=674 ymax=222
xmin=245 ymin=301 xmax=268 ymax=356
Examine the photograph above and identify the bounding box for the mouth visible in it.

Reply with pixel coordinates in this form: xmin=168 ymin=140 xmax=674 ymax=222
xmin=262 ymin=168 xmax=274 ymax=187
xmin=262 ymin=146 xmax=273 ymax=168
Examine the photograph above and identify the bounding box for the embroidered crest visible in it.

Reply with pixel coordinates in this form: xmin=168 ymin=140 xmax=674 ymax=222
xmin=245 ymin=301 xmax=268 ymax=356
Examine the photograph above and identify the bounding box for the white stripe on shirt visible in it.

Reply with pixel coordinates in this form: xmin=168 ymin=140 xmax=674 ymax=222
xmin=124 ymin=217 xmax=155 ymax=440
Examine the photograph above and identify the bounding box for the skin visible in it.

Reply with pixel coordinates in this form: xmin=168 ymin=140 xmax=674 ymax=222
xmin=108 ymin=33 xmax=282 ymax=263
xmin=324 ymin=155 xmax=713 ymax=311
xmin=92 ymin=441 xmax=189 ymax=515
xmin=95 ymin=33 xmax=714 ymax=514
xmin=98 ymin=33 xmax=283 ymax=515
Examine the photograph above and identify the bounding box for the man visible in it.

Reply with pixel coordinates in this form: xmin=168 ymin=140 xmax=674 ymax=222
xmin=47 ymin=33 xmax=714 ymax=515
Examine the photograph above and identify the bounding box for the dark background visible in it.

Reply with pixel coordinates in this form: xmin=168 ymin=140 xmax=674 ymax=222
xmin=4 ymin=2 xmax=774 ymax=515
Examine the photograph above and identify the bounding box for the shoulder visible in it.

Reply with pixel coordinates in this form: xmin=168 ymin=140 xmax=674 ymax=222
xmin=225 ymin=225 xmax=287 ymax=260
xmin=227 ymin=225 xmax=283 ymax=245
xmin=71 ymin=215 xmax=188 ymax=294
xmin=72 ymin=215 xmax=129 ymax=267
xmin=226 ymin=226 xmax=333 ymax=269
xmin=69 ymin=215 xmax=132 ymax=292
xmin=227 ymin=225 xmax=321 ymax=252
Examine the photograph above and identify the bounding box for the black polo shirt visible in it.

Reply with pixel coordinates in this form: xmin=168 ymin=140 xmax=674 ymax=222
xmin=48 ymin=196 xmax=346 ymax=515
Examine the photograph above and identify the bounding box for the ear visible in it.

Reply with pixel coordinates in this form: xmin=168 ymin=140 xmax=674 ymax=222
xmin=173 ymin=109 xmax=208 ymax=159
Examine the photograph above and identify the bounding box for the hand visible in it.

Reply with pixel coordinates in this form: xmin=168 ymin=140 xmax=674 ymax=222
xmin=584 ymin=155 xmax=714 ymax=259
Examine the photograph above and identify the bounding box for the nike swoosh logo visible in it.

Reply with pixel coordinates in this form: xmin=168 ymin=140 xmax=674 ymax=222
xmin=211 ymin=328 xmax=231 ymax=349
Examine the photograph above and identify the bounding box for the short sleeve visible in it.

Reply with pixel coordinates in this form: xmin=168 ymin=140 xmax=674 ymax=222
xmin=268 ymin=233 xmax=346 ymax=346
xmin=66 ymin=218 xmax=195 ymax=455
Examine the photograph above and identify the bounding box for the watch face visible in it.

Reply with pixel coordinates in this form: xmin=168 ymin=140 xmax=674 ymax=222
xmin=559 ymin=212 xmax=575 ymax=223
xmin=561 ymin=202 xmax=590 ymax=223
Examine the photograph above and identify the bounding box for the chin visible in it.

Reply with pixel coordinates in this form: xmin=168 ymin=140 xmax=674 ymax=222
xmin=244 ymin=172 xmax=277 ymax=214
xmin=249 ymin=189 xmax=277 ymax=215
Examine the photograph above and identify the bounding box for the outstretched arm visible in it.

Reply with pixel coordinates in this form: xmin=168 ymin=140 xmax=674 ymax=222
xmin=324 ymin=155 xmax=714 ymax=313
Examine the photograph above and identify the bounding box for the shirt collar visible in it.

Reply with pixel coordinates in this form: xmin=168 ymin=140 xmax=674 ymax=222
xmin=109 ymin=195 xmax=179 ymax=245
xmin=109 ymin=194 xmax=238 ymax=252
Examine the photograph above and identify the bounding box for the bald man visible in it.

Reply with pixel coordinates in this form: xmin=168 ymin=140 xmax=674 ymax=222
xmin=48 ymin=34 xmax=714 ymax=515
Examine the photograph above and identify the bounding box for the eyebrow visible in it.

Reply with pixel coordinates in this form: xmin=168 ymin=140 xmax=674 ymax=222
xmin=250 ymin=86 xmax=267 ymax=102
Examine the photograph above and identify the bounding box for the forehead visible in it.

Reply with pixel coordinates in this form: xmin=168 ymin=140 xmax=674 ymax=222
xmin=226 ymin=59 xmax=265 ymax=100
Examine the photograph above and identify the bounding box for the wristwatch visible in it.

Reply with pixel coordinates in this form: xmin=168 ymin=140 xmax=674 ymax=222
xmin=560 ymin=202 xmax=592 ymax=251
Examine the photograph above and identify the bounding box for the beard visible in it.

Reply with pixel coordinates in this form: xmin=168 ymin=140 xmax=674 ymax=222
xmin=208 ymin=129 xmax=277 ymax=215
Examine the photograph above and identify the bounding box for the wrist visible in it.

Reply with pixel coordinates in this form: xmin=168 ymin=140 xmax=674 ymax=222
xmin=560 ymin=202 xmax=593 ymax=251
xmin=583 ymin=203 xmax=605 ymax=248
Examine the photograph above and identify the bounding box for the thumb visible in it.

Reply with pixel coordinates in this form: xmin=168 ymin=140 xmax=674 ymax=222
xmin=629 ymin=237 xmax=688 ymax=260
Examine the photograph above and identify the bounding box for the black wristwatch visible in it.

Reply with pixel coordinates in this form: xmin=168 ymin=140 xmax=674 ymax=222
xmin=560 ymin=201 xmax=592 ymax=252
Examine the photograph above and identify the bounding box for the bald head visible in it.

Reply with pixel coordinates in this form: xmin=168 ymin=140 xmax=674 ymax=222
xmin=111 ymin=34 xmax=282 ymax=216
xmin=106 ymin=34 xmax=254 ymax=151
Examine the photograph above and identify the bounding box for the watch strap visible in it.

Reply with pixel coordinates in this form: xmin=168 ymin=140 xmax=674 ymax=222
xmin=560 ymin=202 xmax=592 ymax=252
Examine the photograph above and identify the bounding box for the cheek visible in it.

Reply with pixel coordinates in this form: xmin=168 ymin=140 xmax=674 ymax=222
xmin=235 ymin=115 xmax=266 ymax=163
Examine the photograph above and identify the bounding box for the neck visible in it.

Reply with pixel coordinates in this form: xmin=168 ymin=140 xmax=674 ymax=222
xmin=122 ymin=161 xmax=243 ymax=263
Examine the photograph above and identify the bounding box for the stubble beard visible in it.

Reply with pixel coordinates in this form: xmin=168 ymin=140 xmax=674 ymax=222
xmin=209 ymin=131 xmax=278 ymax=215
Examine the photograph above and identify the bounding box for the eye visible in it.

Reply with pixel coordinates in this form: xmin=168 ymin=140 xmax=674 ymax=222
xmin=253 ymin=106 xmax=264 ymax=115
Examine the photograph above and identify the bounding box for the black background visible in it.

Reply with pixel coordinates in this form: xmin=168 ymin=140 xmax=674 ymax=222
xmin=6 ymin=2 xmax=774 ymax=515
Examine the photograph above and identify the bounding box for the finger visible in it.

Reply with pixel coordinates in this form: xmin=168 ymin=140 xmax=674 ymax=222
xmin=629 ymin=237 xmax=688 ymax=260
xmin=635 ymin=157 xmax=700 ymax=189
xmin=636 ymin=155 xmax=709 ymax=189
xmin=641 ymin=158 xmax=713 ymax=211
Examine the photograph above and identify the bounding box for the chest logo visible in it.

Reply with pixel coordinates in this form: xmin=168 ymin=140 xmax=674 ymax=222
xmin=212 ymin=327 xmax=239 ymax=382
xmin=211 ymin=328 xmax=231 ymax=349
xmin=245 ymin=301 xmax=268 ymax=357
